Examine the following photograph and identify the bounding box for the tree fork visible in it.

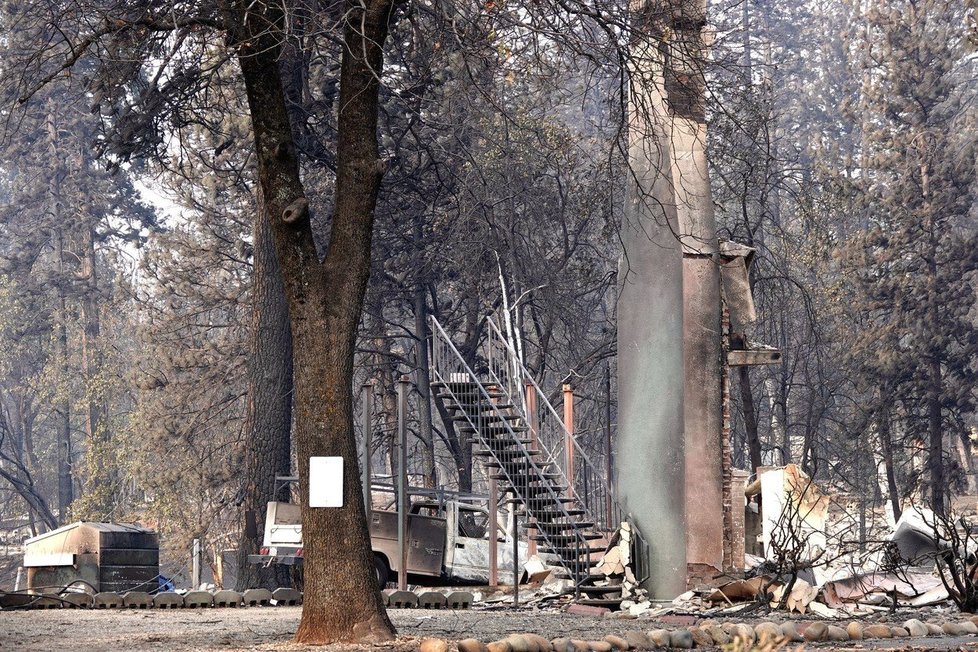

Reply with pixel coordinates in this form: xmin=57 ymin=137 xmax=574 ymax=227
xmin=225 ymin=0 xmax=396 ymax=642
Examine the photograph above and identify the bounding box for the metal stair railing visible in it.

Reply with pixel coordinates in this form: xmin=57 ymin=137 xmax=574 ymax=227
xmin=483 ymin=316 xmax=613 ymax=528
xmin=481 ymin=315 xmax=650 ymax=583
xmin=429 ymin=316 xmax=596 ymax=585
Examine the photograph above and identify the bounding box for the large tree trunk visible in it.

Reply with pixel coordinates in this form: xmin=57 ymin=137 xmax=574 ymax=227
xmin=235 ymin=189 xmax=294 ymax=592
xmin=78 ymin=223 xmax=111 ymax=515
xmin=54 ymin=230 xmax=73 ymax=521
xmin=413 ymin=282 xmax=436 ymax=488
xmin=922 ymin=162 xmax=945 ymax=516
xmin=48 ymin=110 xmax=73 ymax=521
xmin=878 ymin=404 xmax=901 ymax=522
xmin=227 ymin=0 xmax=396 ymax=642
xmin=365 ymin=290 xmax=399 ymax=484
xmin=739 ymin=366 xmax=762 ymax=472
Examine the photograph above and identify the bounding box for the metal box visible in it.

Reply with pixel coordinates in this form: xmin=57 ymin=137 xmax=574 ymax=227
xmin=24 ymin=522 xmax=159 ymax=593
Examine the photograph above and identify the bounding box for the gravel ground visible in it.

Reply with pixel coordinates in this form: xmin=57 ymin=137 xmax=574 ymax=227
xmin=3 ymin=607 xmax=978 ymax=651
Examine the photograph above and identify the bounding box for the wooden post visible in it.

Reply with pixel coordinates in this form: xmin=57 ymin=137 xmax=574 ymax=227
xmin=605 ymin=364 xmax=614 ymax=528
xmin=512 ymin=507 xmax=520 ymax=605
xmin=525 ymin=381 xmax=538 ymax=556
xmin=563 ymin=383 xmax=575 ymax=497
xmin=489 ymin=474 xmax=498 ymax=587
xmin=397 ymin=375 xmax=410 ymax=591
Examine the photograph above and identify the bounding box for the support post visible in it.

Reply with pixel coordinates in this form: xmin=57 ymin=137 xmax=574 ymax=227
xmin=562 ymin=383 xmax=575 ymax=497
xmin=512 ymin=507 xmax=519 ymax=605
xmin=525 ymin=381 xmax=538 ymax=556
xmin=361 ymin=382 xmax=374 ymax=517
xmin=489 ymin=474 xmax=498 ymax=587
xmin=192 ymin=538 xmax=201 ymax=589
xmin=397 ymin=375 xmax=410 ymax=591
xmin=605 ymin=364 xmax=614 ymax=527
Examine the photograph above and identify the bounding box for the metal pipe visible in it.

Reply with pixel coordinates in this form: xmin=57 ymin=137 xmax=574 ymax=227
xmin=525 ymin=381 xmax=538 ymax=557
xmin=512 ymin=506 xmax=519 ymax=605
xmin=563 ymin=383 xmax=575 ymax=497
xmin=397 ymin=375 xmax=410 ymax=591
xmin=605 ymin=364 xmax=614 ymax=528
xmin=361 ymin=382 xmax=374 ymax=517
xmin=489 ymin=473 xmax=498 ymax=587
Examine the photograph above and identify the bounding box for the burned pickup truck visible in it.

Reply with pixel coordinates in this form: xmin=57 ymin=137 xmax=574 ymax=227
xmin=248 ymin=493 xmax=528 ymax=586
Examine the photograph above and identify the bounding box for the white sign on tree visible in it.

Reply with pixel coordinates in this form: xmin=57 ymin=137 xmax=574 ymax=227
xmin=309 ymin=457 xmax=344 ymax=507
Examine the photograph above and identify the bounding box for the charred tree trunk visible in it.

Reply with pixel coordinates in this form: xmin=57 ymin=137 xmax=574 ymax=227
xmin=878 ymin=405 xmax=901 ymax=522
xmin=226 ymin=0 xmax=396 ymax=642
xmin=365 ymin=291 xmax=399 ymax=484
xmin=413 ymin=282 xmax=436 ymax=488
xmin=48 ymin=110 xmax=73 ymax=521
xmin=922 ymin=162 xmax=945 ymax=516
xmin=78 ymin=223 xmax=111 ymax=515
xmin=54 ymin=230 xmax=73 ymax=521
xmin=739 ymin=366 xmax=762 ymax=473
xmin=236 ymin=189 xmax=294 ymax=591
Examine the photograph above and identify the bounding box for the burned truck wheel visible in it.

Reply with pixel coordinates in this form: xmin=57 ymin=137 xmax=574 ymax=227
xmin=373 ymin=553 xmax=390 ymax=588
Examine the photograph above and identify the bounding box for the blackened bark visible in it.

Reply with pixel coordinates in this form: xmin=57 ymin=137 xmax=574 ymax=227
xmin=923 ymin=166 xmax=945 ymax=516
xmin=365 ymin=290 xmax=399 ymax=481
xmin=413 ymin=283 xmax=436 ymax=488
xmin=54 ymin=230 xmax=73 ymax=521
xmin=225 ymin=0 xmax=396 ymax=642
xmin=435 ymin=395 xmax=472 ymax=492
xmin=739 ymin=366 xmax=762 ymax=473
xmin=878 ymin=405 xmax=901 ymax=522
xmin=49 ymin=111 xmax=72 ymax=521
xmin=78 ymin=223 xmax=110 ymax=515
xmin=236 ymin=189 xmax=294 ymax=592
xmin=927 ymin=357 xmax=944 ymax=515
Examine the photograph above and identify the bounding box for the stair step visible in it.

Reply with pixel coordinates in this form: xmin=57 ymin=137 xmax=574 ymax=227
xmin=577 ymin=583 xmax=622 ymax=594
xmin=459 ymin=425 xmax=529 ymax=434
xmin=504 ymin=497 xmax=577 ymax=509
xmin=529 ymin=527 xmax=580 ymax=538
xmin=452 ymin=411 xmax=520 ymax=420
xmin=502 ymin=484 xmax=569 ymax=495
xmin=532 ymin=532 xmax=603 ymax=543
xmin=576 ymin=598 xmax=625 ymax=608
xmin=483 ymin=458 xmax=549 ymax=473
xmin=486 ymin=467 xmax=544 ymax=479
xmin=435 ymin=392 xmax=507 ymax=404
xmin=431 ymin=382 xmax=485 ymax=393
xmin=509 ymin=497 xmax=572 ymax=509
xmin=540 ymin=545 xmax=608 ymax=559
xmin=532 ymin=508 xmax=588 ymax=518
xmin=509 ymin=499 xmax=578 ymax=509
xmin=535 ymin=521 xmax=594 ymax=531
xmin=472 ymin=449 xmax=542 ymax=460
xmin=435 ymin=392 xmax=513 ymax=410
xmin=489 ymin=473 xmax=562 ymax=482
xmin=556 ymin=571 xmax=617 ymax=582
xmin=447 ymin=402 xmax=515 ymax=412
xmin=482 ymin=437 xmax=536 ymax=448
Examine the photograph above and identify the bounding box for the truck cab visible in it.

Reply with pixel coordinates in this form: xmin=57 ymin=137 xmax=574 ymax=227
xmin=250 ymin=496 xmax=529 ymax=586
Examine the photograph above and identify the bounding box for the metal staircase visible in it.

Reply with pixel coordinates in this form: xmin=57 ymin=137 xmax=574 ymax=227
xmin=429 ymin=315 xmax=648 ymax=605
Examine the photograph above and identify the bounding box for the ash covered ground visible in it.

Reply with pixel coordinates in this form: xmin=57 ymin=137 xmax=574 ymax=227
xmin=4 ymin=607 xmax=978 ymax=651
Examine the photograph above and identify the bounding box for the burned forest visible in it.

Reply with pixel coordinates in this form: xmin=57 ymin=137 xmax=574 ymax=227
xmin=2 ymin=0 xmax=978 ymax=650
